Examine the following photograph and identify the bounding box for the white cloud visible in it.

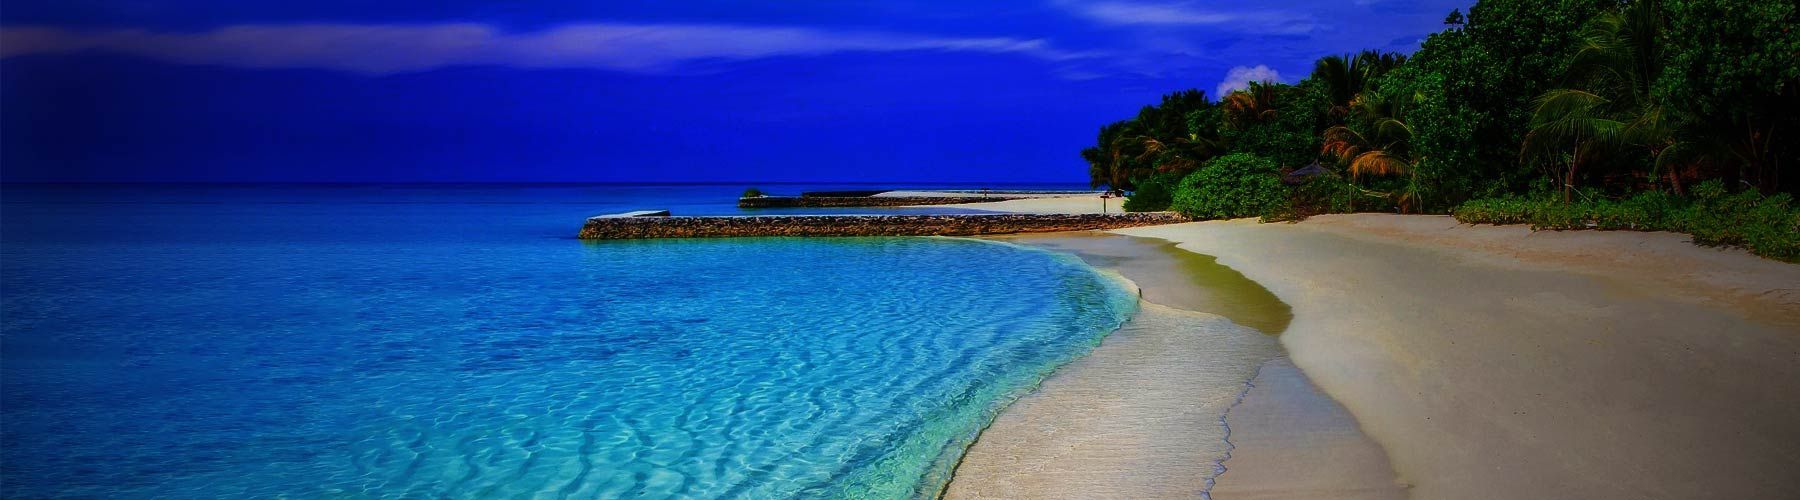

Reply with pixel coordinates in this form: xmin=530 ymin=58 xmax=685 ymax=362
xmin=1215 ymin=64 xmax=1281 ymax=96
xmin=1068 ymin=2 xmax=1316 ymax=34
xmin=0 ymin=23 xmax=1087 ymax=75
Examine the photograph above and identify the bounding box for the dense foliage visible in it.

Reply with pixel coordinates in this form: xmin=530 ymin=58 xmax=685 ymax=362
xmin=1090 ymin=0 xmax=1799 ymax=260
xmin=1169 ymin=154 xmax=1288 ymax=219
xmin=1120 ymin=172 xmax=1180 ymax=212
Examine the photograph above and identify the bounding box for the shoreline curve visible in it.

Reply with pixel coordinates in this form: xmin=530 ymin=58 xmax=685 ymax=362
xmin=1118 ymin=214 xmax=1800 ymax=499
xmin=942 ymin=232 xmax=1403 ymax=499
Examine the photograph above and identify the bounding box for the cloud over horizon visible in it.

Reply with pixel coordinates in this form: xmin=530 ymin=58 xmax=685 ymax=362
xmin=0 ymin=23 xmax=1087 ymax=75
xmin=0 ymin=0 xmax=1474 ymax=183
xmin=1215 ymin=64 xmax=1282 ymax=96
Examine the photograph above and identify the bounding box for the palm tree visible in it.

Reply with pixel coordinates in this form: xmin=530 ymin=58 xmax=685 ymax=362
xmin=1128 ymin=90 xmax=1223 ymax=177
xmin=1084 ymin=90 xmax=1222 ymax=190
xmin=1141 ymin=133 xmax=1225 ymax=173
xmin=1321 ymin=90 xmax=1426 ymax=210
xmin=1313 ymin=54 xmax=1356 ymax=112
xmin=1312 ymin=51 xmax=1408 ymax=119
xmin=1222 ymin=82 xmax=1280 ymax=129
xmin=1083 ymin=121 xmax=1140 ymax=189
xmin=1522 ymin=0 xmax=1699 ymax=198
xmin=1082 ymin=146 xmax=1116 ymax=189
xmin=1322 ymin=92 xmax=1417 ymax=177
xmin=1085 ymin=130 xmax=1175 ymax=191
xmin=1521 ymin=89 xmax=1627 ymax=202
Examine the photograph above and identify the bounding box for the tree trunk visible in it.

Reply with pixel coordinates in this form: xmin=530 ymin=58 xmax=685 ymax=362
xmin=1564 ymin=164 xmax=1576 ymax=203
xmin=1564 ymin=141 xmax=1580 ymax=204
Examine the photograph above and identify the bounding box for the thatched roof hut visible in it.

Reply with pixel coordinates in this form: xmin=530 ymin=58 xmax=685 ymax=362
xmin=1283 ymin=161 xmax=1330 ymax=185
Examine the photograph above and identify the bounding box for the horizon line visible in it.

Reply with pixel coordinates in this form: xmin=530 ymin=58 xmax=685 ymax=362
xmin=0 ymin=180 xmax=1096 ymax=186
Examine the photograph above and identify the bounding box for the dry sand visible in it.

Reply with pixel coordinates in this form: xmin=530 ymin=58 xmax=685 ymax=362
xmin=919 ymin=194 xmax=1119 ymax=214
xmin=946 ymin=234 xmax=1404 ymax=499
xmin=1119 ymin=215 xmax=1800 ymax=499
xmin=878 ymin=190 xmax=1104 ymax=197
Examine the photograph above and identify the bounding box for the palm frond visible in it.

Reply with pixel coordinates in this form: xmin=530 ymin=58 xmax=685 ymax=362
xmin=1372 ymin=117 xmax=1414 ymax=143
xmin=1529 ymin=89 xmax=1611 ymax=126
xmin=1320 ymin=125 xmax=1368 ymax=161
xmin=1348 ymin=151 xmax=1412 ymax=179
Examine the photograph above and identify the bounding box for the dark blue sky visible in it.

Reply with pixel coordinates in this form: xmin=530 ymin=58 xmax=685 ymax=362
xmin=1 ymin=0 xmax=1469 ymax=183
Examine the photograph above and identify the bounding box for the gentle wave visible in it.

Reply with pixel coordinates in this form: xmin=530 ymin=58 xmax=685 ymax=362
xmin=2 ymin=187 xmax=1137 ymax=499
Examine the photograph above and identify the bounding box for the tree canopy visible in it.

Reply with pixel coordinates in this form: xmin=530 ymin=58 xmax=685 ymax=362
xmin=1086 ymin=0 xmax=1799 ymax=206
xmin=1086 ymin=0 xmax=1798 ymax=260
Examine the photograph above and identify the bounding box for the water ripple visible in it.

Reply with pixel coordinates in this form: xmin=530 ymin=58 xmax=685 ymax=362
xmin=3 ymin=231 xmax=1133 ymax=498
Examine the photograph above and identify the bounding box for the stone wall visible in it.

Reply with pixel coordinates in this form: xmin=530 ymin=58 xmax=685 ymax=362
xmin=578 ymin=213 xmax=1188 ymax=239
xmin=736 ymin=196 xmax=1024 ymax=208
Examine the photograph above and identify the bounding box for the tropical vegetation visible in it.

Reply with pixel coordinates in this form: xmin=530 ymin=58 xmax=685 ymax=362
xmin=1086 ymin=0 xmax=1799 ymax=261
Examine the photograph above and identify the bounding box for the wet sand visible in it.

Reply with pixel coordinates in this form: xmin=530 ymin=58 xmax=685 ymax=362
xmin=997 ymin=234 xmax=1290 ymax=333
xmin=942 ymin=302 xmax=1276 ymax=498
xmin=945 ymin=233 xmax=1403 ymax=499
xmin=1208 ymin=357 xmax=1407 ymax=500
xmin=1122 ymin=215 xmax=1800 ymax=499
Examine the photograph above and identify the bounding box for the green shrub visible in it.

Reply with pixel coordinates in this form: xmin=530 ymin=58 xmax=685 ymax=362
xmin=1170 ymin=153 xmax=1289 ymax=219
xmin=742 ymin=187 xmax=765 ymax=198
xmin=1294 ymin=173 xmax=1367 ymax=214
xmin=1452 ymin=196 xmax=1533 ymax=225
xmin=1453 ymin=182 xmax=1800 ymax=262
xmin=1528 ymin=198 xmax=1591 ymax=230
xmin=1456 ymin=191 xmax=1681 ymax=231
xmin=1122 ymin=173 xmax=1180 ymax=212
xmin=1262 ymin=174 xmax=1363 ymax=223
xmin=1617 ymin=191 xmax=1689 ymax=231
xmin=1685 ymin=181 xmax=1800 ymax=262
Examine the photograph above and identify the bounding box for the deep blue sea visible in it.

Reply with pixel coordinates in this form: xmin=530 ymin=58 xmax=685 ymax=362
xmin=0 ymin=184 xmax=1135 ymax=498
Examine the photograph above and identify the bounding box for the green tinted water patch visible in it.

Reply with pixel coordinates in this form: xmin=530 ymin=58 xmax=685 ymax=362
xmin=996 ymin=233 xmax=1293 ymax=335
xmin=1148 ymin=239 xmax=1292 ymax=334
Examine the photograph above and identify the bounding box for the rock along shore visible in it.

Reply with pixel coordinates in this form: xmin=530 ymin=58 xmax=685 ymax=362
xmin=577 ymin=213 xmax=1187 ymax=239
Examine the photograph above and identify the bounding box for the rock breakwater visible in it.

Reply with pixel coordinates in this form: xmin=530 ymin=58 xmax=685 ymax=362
xmin=578 ymin=213 xmax=1186 ymax=239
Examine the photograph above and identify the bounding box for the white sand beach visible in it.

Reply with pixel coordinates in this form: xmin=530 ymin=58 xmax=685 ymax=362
xmin=947 ymin=233 xmax=1404 ymax=499
xmin=917 ymin=193 xmax=1118 ymax=214
xmin=1116 ymin=215 xmax=1800 ymax=499
xmin=947 ymin=213 xmax=1800 ymax=499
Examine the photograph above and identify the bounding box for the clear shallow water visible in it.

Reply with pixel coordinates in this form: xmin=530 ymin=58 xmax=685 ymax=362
xmin=0 ymin=184 xmax=1133 ymax=498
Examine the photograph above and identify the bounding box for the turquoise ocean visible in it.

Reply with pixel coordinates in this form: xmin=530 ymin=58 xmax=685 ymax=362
xmin=0 ymin=184 xmax=1136 ymax=498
